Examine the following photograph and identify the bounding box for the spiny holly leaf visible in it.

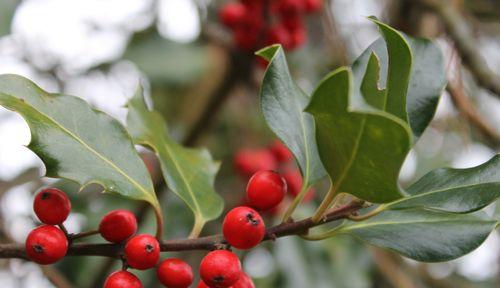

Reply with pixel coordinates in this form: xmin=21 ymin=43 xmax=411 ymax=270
xmin=387 ymin=155 xmax=500 ymax=213
xmin=306 ymin=66 xmax=410 ymax=203
xmin=0 ymin=74 xmax=159 ymax=208
xmin=352 ymin=20 xmax=446 ymax=138
xmin=126 ymin=89 xmax=224 ymax=233
xmin=256 ymin=45 xmax=326 ymax=187
xmin=333 ymin=209 xmax=498 ymax=262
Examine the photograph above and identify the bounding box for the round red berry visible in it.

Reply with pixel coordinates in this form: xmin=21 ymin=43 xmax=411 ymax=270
xmin=233 ymin=149 xmax=278 ymax=178
xmin=246 ymin=170 xmax=286 ymax=211
xmin=222 ymin=206 xmax=265 ymax=249
xmin=199 ymin=250 xmax=242 ymax=288
xmin=269 ymin=140 xmax=293 ymax=162
xmin=197 ymin=282 xmax=209 ymax=288
xmin=99 ymin=210 xmax=137 ymax=243
xmin=283 ymin=169 xmax=315 ymax=201
xmin=219 ymin=3 xmax=246 ymax=29
xmin=33 ymin=188 xmax=71 ymax=225
xmin=125 ymin=234 xmax=160 ymax=270
xmin=157 ymin=258 xmax=193 ymax=288
xmin=233 ymin=272 xmax=255 ymax=288
xmin=25 ymin=225 xmax=68 ymax=264
xmin=104 ymin=270 xmax=142 ymax=288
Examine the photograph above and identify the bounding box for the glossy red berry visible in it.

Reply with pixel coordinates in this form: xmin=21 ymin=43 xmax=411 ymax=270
xmin=125 ymin=234 xmax=160 ymax=270
xmin=219 ymin=3 xmax=246 ymax=29
xmin=104 ymin=270 xmax=142 ymax=288
xmin=283 ymin=169 xmax=315 ymax=201
xmin=246 ymin=170 xmax=286 ymax=211
xmin=157 ymin=258 xmax=193 ymax=288
xmin=33 ymin=188 xmax=71 ymax=225
xmin=269 ymin=140 xmax=293 ymax=162
xmin=234 ymin=149 xmax=278 ymax=178
xmin=199 ymin=250 xmax=242 ymax=288
xmin=233 ymin=272 xmax=255 ymax=288
xmin=223 ymin=206 xmax=265 ymax=249
xmin=99 ymin=210 xmax=137 ymax=243
xmin=25 ymin=225 xmax=68 ymax=264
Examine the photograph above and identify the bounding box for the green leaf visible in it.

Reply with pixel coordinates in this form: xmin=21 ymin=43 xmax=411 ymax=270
xmin=352 ymin=21 xmax=446 ymax=137
xmin=387 ymin=155 xmax=500 ymax=213
xmin=256 ymin=45 xmax=326 ymax=186
xmin=335 ymin=209 xmax=498 ymax=262
xmin=0 ymin=74 xmax=159 ymax=207
xmin=126 ymin=89 xmax=224 ymax=234
xmin=306 ymin=67 xmax=410 ymax=203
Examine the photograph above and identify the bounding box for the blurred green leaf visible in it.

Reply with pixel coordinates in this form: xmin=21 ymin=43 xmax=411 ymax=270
xmin=0 ymin=74 xmax=159 ymax=208
xmin=335 ymin=209 xmax=498 ymax=262
xmin=0 ymin=0 xmax=18 ymax=37
xmin=387 ymin=154 xmax=500 ymax=213
xmin=124 ymin=34 xmax=207 ymax=85
xmin=306 ymin=67 xmax=410 ymax=203
xmin=257 ymin=45 xmax=326 ymax=187
xmin=126 ymin=89 xmax=224 ymax=234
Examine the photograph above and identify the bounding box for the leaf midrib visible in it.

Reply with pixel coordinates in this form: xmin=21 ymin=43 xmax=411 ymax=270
xmin=340 ymin=218 xmax=495 ymax=232
xmin=6 ymin=94 xmax=154 ymax=201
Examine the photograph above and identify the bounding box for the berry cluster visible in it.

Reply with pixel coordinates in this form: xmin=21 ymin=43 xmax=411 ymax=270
xmin=234 ymin=140 xmax=316 ymax=206
xmin=219 ymin=0 xmax=323 ymax=51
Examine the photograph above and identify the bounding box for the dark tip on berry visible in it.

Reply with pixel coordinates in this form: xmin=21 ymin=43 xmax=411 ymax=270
xmin=145 ymin=243 xmax=154 ymax=253
xmin=40 ymin=192 xmax=50 ymax=200
xmin=213 ymin=275 xmax=225 ymax=283
xmin=246 ymin=212 xmax=260 ymax=226
xmin=33 ymin=244 xmax=44 ymax=253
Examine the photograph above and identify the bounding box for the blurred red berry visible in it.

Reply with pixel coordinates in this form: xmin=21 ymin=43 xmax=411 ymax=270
xmin=266 ymin=25 xmax=292 ymax=49
xmin=283 ymin=169 xmax=315 ymax=201
xmin=232 ymin=272 xmax=255 ymax=288
xmin=276 ymin=0 xmax=304 ymax=16
xmin=269 ymin=140 xmax=293 ymax=162
xmin=281 ymin=14 xmax=303 ymax=31
xmin=233 ymin=149 xmax=278 ymax=178
xmin=289 ymin=26 xmax=306 ymax=49
xmin=219 ymin=3 xmax=247 ymax=29
xmin=304 ymin=0 xmax=322 ymax=13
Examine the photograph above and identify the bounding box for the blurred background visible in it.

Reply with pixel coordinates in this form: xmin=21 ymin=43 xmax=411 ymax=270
xmin=0 ymin=0 xmax=499 ymax=287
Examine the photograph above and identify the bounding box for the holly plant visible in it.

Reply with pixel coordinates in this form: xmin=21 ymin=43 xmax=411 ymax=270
xmin=0 ymin=18 xmax=499 ymax=288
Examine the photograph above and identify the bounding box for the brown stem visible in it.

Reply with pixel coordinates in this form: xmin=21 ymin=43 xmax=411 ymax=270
xmin=70 ymin=229 xmax=99 ymax=240
xmin=0 ymin=200 xmax=364 ymax=259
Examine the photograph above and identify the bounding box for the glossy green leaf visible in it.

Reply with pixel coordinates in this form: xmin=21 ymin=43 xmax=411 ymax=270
xmin=126 ymin=89 xmax=224 ymax=232
xmin=256 ymin=45 xmax=326 ymax=187
xmin=0 ymin=74 xmax=159 ymax=207
xmin=352 ymin=21 xmax=446 ymax=138
xmin=306 ymin=67 xmax=410 ymax=203
xmin=336 ymin=209 xmax=498 ymax=262
xmin=387 ymin=155 xmax=500 ymax=213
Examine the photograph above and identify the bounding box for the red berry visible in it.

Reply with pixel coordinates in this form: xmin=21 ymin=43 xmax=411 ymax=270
xmin=222 ymin=206 xmax=265 ymax=249
xmin=283 ymin=169 xmax=315 ymax=201
xmin=33 ymin=188 xmax=71 ymax=225
xmin=199 ymin=250 xmax=242 ymax=288
xmin=197 ymin=282 xmax=210 ymax=288
xmin=281 ymin=14 xmax=303 ymax=31
xmin=219 ymin=3 xmax=247 ymax=29
xmin=232 ymin=272 xmax=255 ymax=288
xmin=233 ymin=26 xmax=260 ymax=51
xmin=289 ymin=26 xmax=306 ymax=49
xmin=266 ymin=25 xmax=292 ymax=49
xmin=233 ymin=149 xmax=278 ymax=178
xmin=269 ymin=140 xmax=293 ymax=162
xmin=157 ymin=258 xmax=193 ymax=288
xmin=304 ymin=0 xmax=322 ymax=13
xmin=99 ymin=210 xmax=137 ymax=243
xmin=125 ymin=234 xmax=160 ymax=270
xmin=246 ymin=170 xmax=286 ymax=211
xmin=25 ymin=225 xmax=68 ymax=264
xmin=276 ymin=0 xmax=304 ymax=15
xmin=104 ymin=271 xmax=142 ymax=288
